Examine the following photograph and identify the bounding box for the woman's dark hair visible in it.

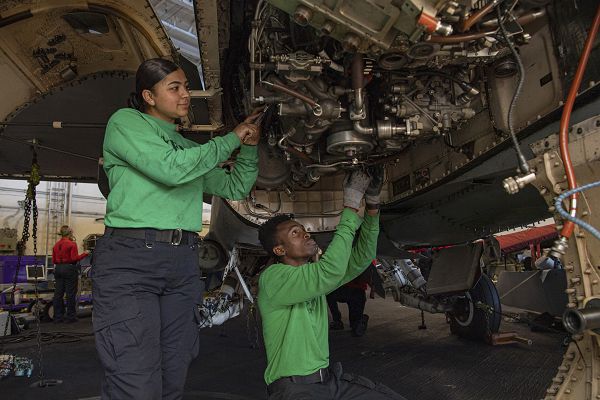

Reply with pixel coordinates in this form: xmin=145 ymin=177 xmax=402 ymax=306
xmin=128 ymin=58 xmax=179 ymax=111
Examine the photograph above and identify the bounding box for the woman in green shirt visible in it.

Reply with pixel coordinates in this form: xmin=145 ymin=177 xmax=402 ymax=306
xmin=92 ymin=58 xmax=259 ymax=399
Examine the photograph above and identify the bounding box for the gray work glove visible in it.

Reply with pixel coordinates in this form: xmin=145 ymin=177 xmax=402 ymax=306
xmin=365 ymin=165 xmax=384 ymax=206
xmin=343 ymin=170 xmax=371 ymax=209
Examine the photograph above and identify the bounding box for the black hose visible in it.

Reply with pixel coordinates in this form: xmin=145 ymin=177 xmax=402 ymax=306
xmin=496 ymin=5 xmax=530 ymax=174
xmin=352 ymin=54 xmax=364 ymax=90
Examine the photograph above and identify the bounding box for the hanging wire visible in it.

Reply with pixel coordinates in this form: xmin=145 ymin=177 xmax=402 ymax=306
xmin=555 ymin=180 xmax=600 ymax=241
xmin=495 ymin=3 xmax=530 ymax=174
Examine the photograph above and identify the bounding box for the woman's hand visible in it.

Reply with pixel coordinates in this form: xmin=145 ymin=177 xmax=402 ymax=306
xmin=232 ymin=109 xmax=263 ymax=145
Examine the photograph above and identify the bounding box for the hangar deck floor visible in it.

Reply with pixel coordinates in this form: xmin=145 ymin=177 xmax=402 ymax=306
xmin=1 ymin=298 xmax=565 ymax=400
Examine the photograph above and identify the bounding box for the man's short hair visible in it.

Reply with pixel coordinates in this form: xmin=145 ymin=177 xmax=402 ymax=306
xmin=258 ymin=214 xmax=293 ymax=256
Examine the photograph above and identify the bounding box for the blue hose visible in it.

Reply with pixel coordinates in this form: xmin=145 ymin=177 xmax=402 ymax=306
xmin=555 ymin=180 xmax=600 ymax=240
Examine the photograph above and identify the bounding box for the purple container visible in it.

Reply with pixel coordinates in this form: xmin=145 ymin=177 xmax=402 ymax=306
xmin=0 ymin=255 xmax=46 ymax=285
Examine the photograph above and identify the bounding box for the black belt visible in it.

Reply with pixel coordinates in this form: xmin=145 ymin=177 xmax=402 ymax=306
xmin=267 ymin=368 xmax=330 ymax=394
xmin=105 ymin=227 xmax=198 ymax=246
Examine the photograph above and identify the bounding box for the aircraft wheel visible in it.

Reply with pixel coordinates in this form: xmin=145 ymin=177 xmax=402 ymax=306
xmin=28 ymin=300 xmax=45 ymax=319
xmin=43 ymin=302 xmax=55 ymax=321
xmin=448 ymin=274 xmax=501 ymax=340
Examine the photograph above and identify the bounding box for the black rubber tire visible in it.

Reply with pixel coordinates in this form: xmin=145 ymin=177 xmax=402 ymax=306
xmin=43 ymin=302 xmax=55 ymax=322
xmin=449 ymin=274 xmax=501 ymax=340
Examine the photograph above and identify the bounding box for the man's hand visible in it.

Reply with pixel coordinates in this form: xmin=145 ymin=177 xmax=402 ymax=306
xmin=343 ymin=170 xmax=371 ymax=210
xmin=232 ymin=110 xmax=262 ymax=145
xmin=365 ymin=165 xmax=384 ymax=207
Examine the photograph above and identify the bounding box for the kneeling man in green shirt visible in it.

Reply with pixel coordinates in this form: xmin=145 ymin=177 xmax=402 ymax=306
xmin=257 ymin=168 xmax=406 ymax=400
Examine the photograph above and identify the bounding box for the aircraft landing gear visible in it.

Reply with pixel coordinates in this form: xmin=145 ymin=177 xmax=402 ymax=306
xmin=448 ymin=274 xmax=502 ymax=340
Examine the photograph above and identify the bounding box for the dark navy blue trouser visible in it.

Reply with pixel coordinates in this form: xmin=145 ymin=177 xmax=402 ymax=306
xmin=91 ymin=229 xmax=203 ymax=400
xmin=53 ymin=263 xmax=79 ymax=321
xmin=267 ymin=362 xmax=406 ymax=400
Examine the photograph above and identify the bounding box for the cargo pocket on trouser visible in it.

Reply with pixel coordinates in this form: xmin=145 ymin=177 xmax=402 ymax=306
xmin=94 ymin=300 xmax=146 ymax=375
xmin=187 ymin=305 xmax=201 ymax=361
xmin=94 ymin=298 xmax=161 ymax=400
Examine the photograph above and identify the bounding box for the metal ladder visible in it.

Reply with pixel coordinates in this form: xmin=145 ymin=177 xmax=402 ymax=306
xmin=44 ymin=182 xmax=68 ymax=267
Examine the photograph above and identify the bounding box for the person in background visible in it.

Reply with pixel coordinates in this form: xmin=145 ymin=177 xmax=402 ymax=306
xmin=52 ymin=225 xmax=88 ymax=323
xmin=326 ymin=263 xmax=373 ymax=337
xmin=92 ymin=57 xmax=260 ymax=400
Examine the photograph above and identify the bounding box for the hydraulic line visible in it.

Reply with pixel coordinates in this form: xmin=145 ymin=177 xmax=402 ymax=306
xmin=260 ymin=80 xmax=321 ymax=114
xmin=460 ymin=0 xmax=504 ymax=33
xmin=557 ymin=3 xmax=600 ymax=240
xmin=555 ymin=180 xmax=600 ymax=241
xmin=496 ymin=5 xmax=529 ymax=175
xmin=428 ymin=9 xmax=546 ymax=44
xmin=480 ymin=8 xmax=546 ymax=29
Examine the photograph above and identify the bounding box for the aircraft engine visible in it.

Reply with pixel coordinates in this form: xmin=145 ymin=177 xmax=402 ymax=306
xmin=225 ymin=0 xmax=546 ymax=194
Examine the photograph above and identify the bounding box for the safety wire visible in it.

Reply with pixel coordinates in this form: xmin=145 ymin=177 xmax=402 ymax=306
xmin=495 ymin=3 xmax=529 ymax=175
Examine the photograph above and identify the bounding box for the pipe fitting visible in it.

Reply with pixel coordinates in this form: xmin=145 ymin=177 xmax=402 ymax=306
xmin=353 ymin=119 xmax=375 ymax=135
xmin=502 ymin=172 xmax=536 ymax=195
xmin=563 ymin=300 xmax=600 ymax=334
xmin=549 ymin=236 xmax=569 ymax=260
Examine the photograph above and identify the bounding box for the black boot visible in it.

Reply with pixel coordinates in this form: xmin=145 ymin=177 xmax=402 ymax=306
xmin=330 ymin=320 xmax=344 ymax=330
xmin=351 ymin=314 xmax=369 ymax=337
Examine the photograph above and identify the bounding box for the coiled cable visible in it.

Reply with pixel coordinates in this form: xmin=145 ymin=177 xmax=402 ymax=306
xmin=555 ymin=180 xmax=600 ymax=241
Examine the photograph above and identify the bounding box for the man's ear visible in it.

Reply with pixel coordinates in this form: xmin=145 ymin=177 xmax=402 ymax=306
xmin=273 ymin=245 xmax=286 ymax=256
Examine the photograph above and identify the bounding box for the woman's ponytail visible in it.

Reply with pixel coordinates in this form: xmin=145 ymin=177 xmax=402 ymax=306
xmin=127 ymin=92 xmax=143 ymax=111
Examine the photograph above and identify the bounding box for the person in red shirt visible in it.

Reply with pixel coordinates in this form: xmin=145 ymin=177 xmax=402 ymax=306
xmin=52 ymin=225 xmax=88 ymax=323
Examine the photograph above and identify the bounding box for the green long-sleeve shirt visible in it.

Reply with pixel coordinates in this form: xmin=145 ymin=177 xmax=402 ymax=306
xmin=258 ymin=209 xmax=380 ymax=384
xmin=103 ymin=108 xmax=258 ymax=231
